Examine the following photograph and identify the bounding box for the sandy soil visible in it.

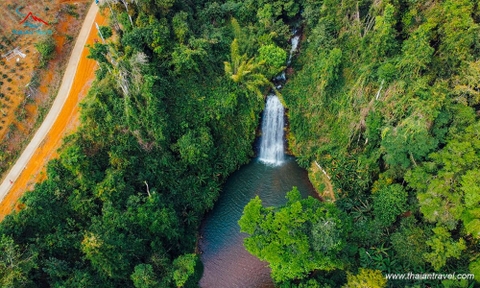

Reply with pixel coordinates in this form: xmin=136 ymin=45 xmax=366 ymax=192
xmin=0 ymin=4 xmax=105 ymax=220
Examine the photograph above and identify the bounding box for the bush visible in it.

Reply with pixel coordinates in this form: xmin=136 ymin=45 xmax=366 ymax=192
xmin=258 ymin=44 xmax=286 ymax=79
xmin=34 ymin=36 xmax=56 ymax=68
xmin=377 ymin=62 xmax=396 ymax=83
xmin=65 ymin=4 xmax=79 ymax=18
xmin=98 ymin=26 xmax=113 ymax=40
xmin=373 ymin=184 xmax=408 ymax=228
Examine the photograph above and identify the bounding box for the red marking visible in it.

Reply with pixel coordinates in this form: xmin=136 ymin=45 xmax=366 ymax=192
xmin=19 ymin=12 xmax=49 ymax=25
xmin=401 ymin=210 xmax=412 ymax=217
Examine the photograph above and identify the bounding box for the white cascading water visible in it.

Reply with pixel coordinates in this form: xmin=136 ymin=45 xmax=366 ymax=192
xmin=287 ymin=35 xmax=300 ymax=65
xmin=259 ymin=95 xmax=285 ymax=165
xmin=259 ymin=32 xmax=300 ymax=166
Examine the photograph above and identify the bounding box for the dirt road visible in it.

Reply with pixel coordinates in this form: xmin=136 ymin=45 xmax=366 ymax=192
xmin=0 ymin=3 xmax=103 ymax=219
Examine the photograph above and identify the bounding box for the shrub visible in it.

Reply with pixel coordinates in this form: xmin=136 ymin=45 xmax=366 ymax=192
xmin=34 ymin=36 xmax=56 ymax=68
xmin=98 ymin=26 xmax=113 ymax=39
xmin=65 ymin=4 xmax=79 ymax=18
xmin=373 ymin=184 xmax=408 ymax=227
xmin=258 ymin=44 xmax=286 ymax=79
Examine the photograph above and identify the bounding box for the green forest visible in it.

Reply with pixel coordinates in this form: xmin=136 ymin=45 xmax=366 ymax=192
xmin=1 ymin=0 xmax=479 ymax=287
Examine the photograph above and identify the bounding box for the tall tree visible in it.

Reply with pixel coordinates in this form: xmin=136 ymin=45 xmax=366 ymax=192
xmin=0 ymin=235 xmax=37 ymax=288
xmin=224 ymin=38 xmax=272 ymax=98
xmin=239 ymin=188 xmax=346 ymax=283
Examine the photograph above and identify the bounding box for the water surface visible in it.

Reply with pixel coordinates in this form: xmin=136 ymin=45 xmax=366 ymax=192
xmin=199 ymin=156 xmax=317 ymax=287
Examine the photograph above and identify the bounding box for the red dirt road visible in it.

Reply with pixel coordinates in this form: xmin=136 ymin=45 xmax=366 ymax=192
xmin=0 ymin=4 xmax=105 ymax=220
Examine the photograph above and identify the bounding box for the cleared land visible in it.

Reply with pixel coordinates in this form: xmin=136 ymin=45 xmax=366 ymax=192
xmin=0 ymin=0 xmax=89 ymax=180
xmin=0 ymin=3 xmax=105 ymax=220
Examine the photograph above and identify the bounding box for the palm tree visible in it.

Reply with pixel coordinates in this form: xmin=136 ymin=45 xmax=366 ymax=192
xmin=224 ymin=39 xmax=273 ymax=99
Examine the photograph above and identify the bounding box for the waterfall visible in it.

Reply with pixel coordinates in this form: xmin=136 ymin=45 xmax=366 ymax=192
xmin=287 ymin=35 xmax=300 ymax=65
xmin=259 ymin=31 xmax=300 ymax=166
xmin=259 ymin=95 xmax=285 ymax=165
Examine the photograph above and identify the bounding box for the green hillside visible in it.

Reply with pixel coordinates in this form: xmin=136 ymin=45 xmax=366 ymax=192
xmin=240 ymin=0 xmax=480 ymax=286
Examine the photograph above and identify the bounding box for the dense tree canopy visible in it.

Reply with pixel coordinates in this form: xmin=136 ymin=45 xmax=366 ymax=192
xmin=239 ymin=188 xmax=347 ymax=283
xmin=278 ymin=0 xmax=480 ymax=286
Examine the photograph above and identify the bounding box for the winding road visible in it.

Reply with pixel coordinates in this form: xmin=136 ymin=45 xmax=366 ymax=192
xmin=0 ymin=3 xmax=101 ymax=218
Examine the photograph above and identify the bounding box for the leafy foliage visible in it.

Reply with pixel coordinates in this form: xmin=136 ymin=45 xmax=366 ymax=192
xmin=0 ymin=0 xmax=274 ymax=286
xmin=2 ymin=0 xmax=480 ymax=286
xmin=0 ymin=235 xmax=37 ymax=288
xmin=390 ymin=218 xmax=429 ymax=269
xmin=423 ymin=226 xmax=467 ymax=271
xmin=372 ymin=184 xmax=407 ymax=227
xmin=34 ymin=36 xmax=56 ymax=68
xmin=258 ymin=44 xmax=286 ymax=79
xmin=131 ymin=264 xmax=159 ymax=288
xmin=172 ymin=254 xmax=197 ymax=288
xmin=344 ymin=268 xmax=387 ymax=288
xmin=224 ymin=38 xmax=271 ymax=99
xmin=239 ymin=188 xmax=346 ymax=283
xmin=98 ymin=26 xmax=113 ymax=39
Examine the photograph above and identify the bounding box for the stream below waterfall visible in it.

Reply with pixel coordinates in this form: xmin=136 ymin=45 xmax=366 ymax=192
xmin=199 ymin=31 xmax=315 ymax=287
